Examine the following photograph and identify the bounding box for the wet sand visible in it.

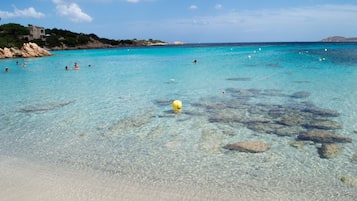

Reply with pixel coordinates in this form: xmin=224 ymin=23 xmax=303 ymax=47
xmin=0 ymin=156 xmax=355 ymax=201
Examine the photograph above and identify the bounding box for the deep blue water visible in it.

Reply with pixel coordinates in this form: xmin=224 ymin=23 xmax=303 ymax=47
xmin=1 ymin=42 xmax=357 ymax=199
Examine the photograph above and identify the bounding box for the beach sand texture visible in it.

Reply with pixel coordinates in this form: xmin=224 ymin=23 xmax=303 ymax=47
xmin=1 ymin=156 xmax=355 ymax=201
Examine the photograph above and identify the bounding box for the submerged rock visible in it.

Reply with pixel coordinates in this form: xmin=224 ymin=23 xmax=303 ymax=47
xmin=247 ymin=123 xmax=277 ymax=134
xmin=277 ymin=115 xmax=306 ymax=126
xmin=104 ymin=111 xmax=153 ymax=137
xmin=226 ymin=88 xmax=258 ymax=97
xmin=318 ymin=143 xmax=343 ymax=159
xmin=19 ymin=100 xmax=75 ymax=112
xmin=289 ymin=140 xmax=314 ymax=150
xmin=302 ymin=107 xmax=340 ymax=117
xmin=153 ymin=99 xmax=173 ymax=106
xmin=226 ymin=77 xmax=252 ymax=81
xmin=190 ymin=87 xmax=348 ymax=159
xmin=303 ymin=120 xmax=342 ymax=130
xmin=223 ymin=141 xmax=270 ymax=153
xmin=200 ymin=128 xmax=224 ymax=153
xmin=291 ymin=91 xmax=311 ymax=98
xmin=274 ymin=126 xmax=302 ymax=136
xmin=297 ymin=129 xmax=352 ymax=143
xmin=350 ymin=153 xmax=357 ymax=164
xmin=260 ymin=89 xmax=285 ymax=97
xmin=337 ymin=175 xmax=357 ymax=188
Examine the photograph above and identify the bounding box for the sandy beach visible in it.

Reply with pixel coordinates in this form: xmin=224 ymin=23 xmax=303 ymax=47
xmin=1 ymin=155 xmax=355 ymax=201
xmin=0 ymin=156 xmax=229 ymax=201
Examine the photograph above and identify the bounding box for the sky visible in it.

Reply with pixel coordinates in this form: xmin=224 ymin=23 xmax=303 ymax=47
xmin=1 ymin=0 xmax=357 ymax=43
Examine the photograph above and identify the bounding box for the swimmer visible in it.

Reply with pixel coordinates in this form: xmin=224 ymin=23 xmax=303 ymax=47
xmin=193 ymin=59 xmax=198 ymax=64
xmin=65 ymin=66 xmax=71 ymax=70
xmin=4 ymin=67 xmax=9 ymax=73
xmin=74 ymin=62 xmax=80 ymax=70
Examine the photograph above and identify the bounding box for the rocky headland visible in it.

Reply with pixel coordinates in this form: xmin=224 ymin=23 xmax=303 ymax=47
xmin=0 ymin=42 xmax=51 ymax=59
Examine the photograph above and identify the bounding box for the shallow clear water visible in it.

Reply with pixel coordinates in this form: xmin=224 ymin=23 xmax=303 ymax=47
xmin=1 ymin=42 xmax=357 ymax=199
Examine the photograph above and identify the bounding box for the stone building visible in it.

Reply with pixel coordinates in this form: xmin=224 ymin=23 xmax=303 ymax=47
xmin=26 ymin=25 xmax=46 ymax=40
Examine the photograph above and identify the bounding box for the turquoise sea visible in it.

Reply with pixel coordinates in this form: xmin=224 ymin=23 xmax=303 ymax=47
xmin=1 ymin=42 xmax=357 ymax=200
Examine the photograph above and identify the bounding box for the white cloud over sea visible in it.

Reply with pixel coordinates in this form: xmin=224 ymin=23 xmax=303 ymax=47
xmin=53 ymin=0 xmax=93 ymax=23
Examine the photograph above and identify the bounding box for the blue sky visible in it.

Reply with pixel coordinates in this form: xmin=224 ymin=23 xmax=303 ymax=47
xmin=1 ymin=0 xmax=357 ymax=43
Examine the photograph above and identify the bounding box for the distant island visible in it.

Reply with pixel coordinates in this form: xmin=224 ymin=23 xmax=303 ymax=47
xmin=321 ymin=36 xmax=357 ymax=42
xmin=0 ymin=23 xmax=167 ymax=52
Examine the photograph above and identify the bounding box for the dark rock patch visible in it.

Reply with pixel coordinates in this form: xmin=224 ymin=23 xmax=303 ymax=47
xmin=318 ymin=143 xmax=343 ymax=159
xmin=153 ymin=99 xmax=174 ymax=106
xmin=19 ymin=100 xmax=75 ymax=113
xmin=223 ymin=141 xmax=270 ymax=153
xmin=277 ymin=115 xmax=306 ymax=126
xmin=297 ymin=130 xmax=352 ymax=143
xmin=226 ymin=77 xmax=252 ymax=81
xmin=303 ymin=120 xmax=342 ymax=130
xmin=302 ymin=107 xmax=340 ymax=117
xmin=188 ymin=87 xmax=347 ymax=159
xmin=291 ymin=91 xmax=311 ymax=98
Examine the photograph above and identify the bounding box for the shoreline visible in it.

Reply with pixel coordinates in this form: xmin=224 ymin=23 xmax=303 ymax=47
xmin=0 ymin=155 xmax=239 ymax=201
xmin=0 ymin=155 xmax=355 ymax=201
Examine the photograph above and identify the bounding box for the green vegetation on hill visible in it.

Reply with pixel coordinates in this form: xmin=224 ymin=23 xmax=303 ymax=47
xmin=0 ymin=23 xmax=30 ymax=48
xmin=0 ymin=23 xmax=166 ymax=50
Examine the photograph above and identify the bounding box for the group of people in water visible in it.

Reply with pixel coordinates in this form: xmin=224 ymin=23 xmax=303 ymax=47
xmin=3 ymin=60 xmax=26 ymax=73
xmin=3 ymin=60 xmax=83 ymax=73
xmin=5 ymin=59 xmax=195 ymax=73
xmin=65 ymin=63 xmax=93 ymax=71
xmin=65 ymin=62 xmax=80 ymax=71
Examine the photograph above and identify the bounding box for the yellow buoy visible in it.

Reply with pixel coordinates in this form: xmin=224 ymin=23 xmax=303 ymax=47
xmin=172 ymin=100 xmax=182 ymax=113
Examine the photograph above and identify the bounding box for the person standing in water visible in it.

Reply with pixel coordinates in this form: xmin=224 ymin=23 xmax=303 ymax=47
xmin=74 ymin=62 xmax=80 ymax=70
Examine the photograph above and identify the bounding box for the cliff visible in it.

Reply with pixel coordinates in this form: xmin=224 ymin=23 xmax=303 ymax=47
xmin=0 ymin=42 xmax=51 ymax=59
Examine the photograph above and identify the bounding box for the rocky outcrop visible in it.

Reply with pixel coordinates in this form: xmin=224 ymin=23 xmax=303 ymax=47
xmin=0 ymin=42 xmax=51 ymax=59
xmin=223 ymin=141 xmax=270 ymax=153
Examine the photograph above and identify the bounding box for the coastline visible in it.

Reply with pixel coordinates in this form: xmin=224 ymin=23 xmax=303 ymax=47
xmin=0 ymin=156 xmax=239 ymax=201
xmin=0 ymin=155 xmax=355 ymax=201
xmin=0 ymin=42 xmax=51 ymax=59
xmin=0 ymin=41 xmax=168 ymax=59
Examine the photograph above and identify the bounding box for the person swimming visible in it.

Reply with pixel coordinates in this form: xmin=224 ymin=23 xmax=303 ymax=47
xmin=65 ymin=66 xmax=71 ymax=70
xmin=4 ymin=67 xmax=9 ymax=72
xmin=74 ymin=62 xmax=80 ymax=70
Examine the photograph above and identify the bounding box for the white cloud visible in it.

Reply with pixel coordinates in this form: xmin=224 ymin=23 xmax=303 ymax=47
xmin=127 ymin=0 xmax=140 ymax=3
xmin=0 ymin=6 xmax=45 ymax=19
xmin=214 ymin=4 xmax=223 ymax=10
xmin=189 ymin=5 xmax=198 ymax=10
xmin=53 ymin=0 xmax=93 ymax=23
xmin=52 ymin=0 xmax=63 ymax=3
